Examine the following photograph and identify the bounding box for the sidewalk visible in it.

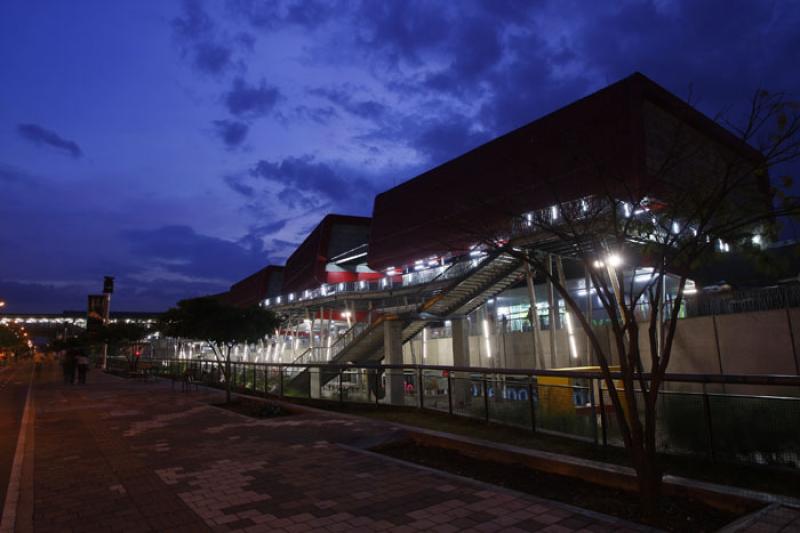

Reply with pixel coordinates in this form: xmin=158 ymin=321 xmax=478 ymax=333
xmin=23 ymin=367 xmax=649 ymax=532
xmin=16 ymin=367 xmax=785 ymax=532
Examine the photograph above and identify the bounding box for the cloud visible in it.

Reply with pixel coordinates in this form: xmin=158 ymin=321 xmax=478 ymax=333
xmin=223 ymin=173 xmax=254 ymax=196
xmin=0 ymin=279 xmax=90 ymax=314
xmin=193 ymin=42 xmax=234 ymax=75
xmin=310 ymin=86 xmax=388 ymax=120
xmin=250 ymin=155 xmax=373 ymax=206
xmin=172 ymin=0 xmax=239 ymax=75
xmin=0 ymin=163 xmax=36 ymax=186
xmin=213 ymin=119 xmax=249 ymax=148
xmin=225 ymin=77 xmax=281 ymax=117
xmin=16 ymin=124 xmax=83 ymax=158
xmin=172 ymin=0 xmax=213 ymax=41
xmin=294 ymin=104 xmax=339 ymax=125
xmin=354 ymin=1 xmax=452 ymax=67
xmin=123 ymin=225 xmax=268 ymax=280
xmin=412 ymin=115 xmax=492 ymax=164
xmin=227 ymin=0 xmax=338 ymax=30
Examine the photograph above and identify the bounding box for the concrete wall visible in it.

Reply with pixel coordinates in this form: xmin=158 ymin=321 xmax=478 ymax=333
xmin=402 ymin=308 xmax=800 ymax=380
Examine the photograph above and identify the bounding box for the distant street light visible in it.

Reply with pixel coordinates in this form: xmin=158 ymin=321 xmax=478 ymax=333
xmin=0 ymin=300 xmax=5 ymax=308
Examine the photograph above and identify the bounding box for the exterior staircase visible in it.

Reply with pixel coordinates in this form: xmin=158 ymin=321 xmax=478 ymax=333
xmin=286 ymin=249 xmax=524 ymax=391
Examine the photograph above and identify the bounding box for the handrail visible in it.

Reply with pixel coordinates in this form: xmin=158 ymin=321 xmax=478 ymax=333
xmin=329 ymin=321 xmax=368 ymax=350
xmin=265 ymin=251 xmax=489 ymax=310
xmin=411 ymin=252 xmax=484 ymax=302
xmin=150 ymin=357 xmax=800 ymax=387
xmin=286 ymin=347 xmax=312 ymax=365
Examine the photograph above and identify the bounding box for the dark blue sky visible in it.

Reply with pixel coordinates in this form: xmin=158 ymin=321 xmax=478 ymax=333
xmin=1 ymin=0 xmax=798 ymax=312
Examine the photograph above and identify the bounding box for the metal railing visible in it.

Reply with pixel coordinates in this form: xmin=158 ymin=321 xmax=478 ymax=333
xmin=685 ymin=285 xmax=800 ymax=317
xmin=142 ymin=358 xmax=800 ymax=469
xmin=264 ymin=254 xmax=486 ymax=308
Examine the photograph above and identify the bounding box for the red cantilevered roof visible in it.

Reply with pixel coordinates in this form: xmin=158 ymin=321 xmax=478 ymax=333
xmin=367 ymin=72 xmax=765 ymax=271
xmin=223 ymin=265 xmax=284 ymax=308
xmin=281 ymin=214 xmax=371 ymax=294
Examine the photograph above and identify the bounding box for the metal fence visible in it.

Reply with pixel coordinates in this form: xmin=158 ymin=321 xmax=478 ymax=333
xmin=134 ymin=358 xmax=800 ymax=469
xmin=685 ymin=285 xmax=800 ymax=317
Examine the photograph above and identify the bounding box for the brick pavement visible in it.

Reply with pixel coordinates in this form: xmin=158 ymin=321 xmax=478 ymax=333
xmin=722 ymin=504 xmax=800 ymax=532
xmin=22 ymin=368 xmax=741 ymax=532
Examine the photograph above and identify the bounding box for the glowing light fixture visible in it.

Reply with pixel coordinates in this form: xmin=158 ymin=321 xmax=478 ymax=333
xmin=482 ymin=319 xmax=492 ymax=358
xmin=564 ymin=311 xmax=578 ymax=359
xmin=606 ymin=254 xmax=623 ymax=268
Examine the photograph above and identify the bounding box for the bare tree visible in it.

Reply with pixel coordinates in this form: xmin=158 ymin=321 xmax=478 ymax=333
xmin=436 ymin=89 xmax=800 ymax=518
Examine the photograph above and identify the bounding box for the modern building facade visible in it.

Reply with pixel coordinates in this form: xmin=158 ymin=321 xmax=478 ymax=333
xmin=183 ymin=73 xmax=794 ymax=390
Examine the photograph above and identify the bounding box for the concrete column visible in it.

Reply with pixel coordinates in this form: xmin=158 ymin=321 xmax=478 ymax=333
xmin=525 ymin=261 xmax=545 ymax=369
xmin=585 ymin=266 xmax=593 ymax=366
xmin=556 ymin=255 xmax=577 ymax=365
xmin=383 ymin=319 xmax=404 ymax=405
xmin=451 ymin=317 xmax=471 ymax=407
xmin=451 ymin=317 xmax=470 ymax=367
xmin=546 ymin=255 xmax=558 ymax=368
xmin=320 ymin=306 xmax=328 ymax=360
xmin=309 ymin=312 xmax=316 ymax=351
xmin=310 ymin=367 xmax=321 ymax=399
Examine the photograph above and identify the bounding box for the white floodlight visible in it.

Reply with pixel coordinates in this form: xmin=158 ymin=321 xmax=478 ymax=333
xmin=606 ymin=254 xmax=623 ymax=268
xmin=482 ymin=319 xmax=492 ymax=358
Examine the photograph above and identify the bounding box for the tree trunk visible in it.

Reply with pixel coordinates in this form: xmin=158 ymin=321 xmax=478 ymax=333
xmin=633 ymin=448 xmax=662 ymax=522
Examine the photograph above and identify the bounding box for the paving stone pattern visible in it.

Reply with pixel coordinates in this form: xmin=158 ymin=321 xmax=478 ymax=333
xmin=734 ymin=504 xmax=800 ymax=533
xmin=31 ymin=369 xmax=660 ymax=532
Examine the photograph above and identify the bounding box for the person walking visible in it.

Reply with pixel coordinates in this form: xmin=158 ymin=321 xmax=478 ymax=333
xmin=62 ymin=349 xmax=76 ymax=384
xmin=76 ymin=349 xmax=90 ymax=384
xmin=33 ymin=350 xmax=44 ymax=375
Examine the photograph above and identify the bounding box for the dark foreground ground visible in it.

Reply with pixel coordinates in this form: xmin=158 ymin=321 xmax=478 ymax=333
xmin=0 ymin=363 xmax=797 ymax=532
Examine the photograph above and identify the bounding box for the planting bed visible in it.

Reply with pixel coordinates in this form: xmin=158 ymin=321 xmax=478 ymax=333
xmin=374 ymin=439 xmax=754 ymax=532
xmin=214 ymin=396 xmax=292 ymax=418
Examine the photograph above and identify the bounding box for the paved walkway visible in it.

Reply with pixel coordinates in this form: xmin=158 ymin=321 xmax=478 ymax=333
xmin=4 ymin=365 xmax=796 ymax=532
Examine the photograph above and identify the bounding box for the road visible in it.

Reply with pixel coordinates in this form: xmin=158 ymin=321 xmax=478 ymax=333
xmin=0 ymin=361 xmax=32 ymax=522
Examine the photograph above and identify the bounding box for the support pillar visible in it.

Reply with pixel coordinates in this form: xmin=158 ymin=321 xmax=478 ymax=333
xmin=556 ymin=255 xmax=577 ymax=365
xmin=546 ymin=254 xmax=558 ymax=368
xmin=452 ymin=317 xmax=470 ymax=367
xmin=585 ymin=266 xmax=593 ymax=365
xmin=310 ymin=366 xmax=321 ymax=398
xmin=451 ymin=317 xmax=471 ymax=407
xmin=383 ymin=319 xmax=404 ymax=405
xmin=525 ymin=261 xmax=545 ymax=369
xmin=309 ymin=312 xmax=316 ymax=353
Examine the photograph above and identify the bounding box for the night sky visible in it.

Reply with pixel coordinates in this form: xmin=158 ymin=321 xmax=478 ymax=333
xmin=1 ymin=1 xmax=798 ymax=313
